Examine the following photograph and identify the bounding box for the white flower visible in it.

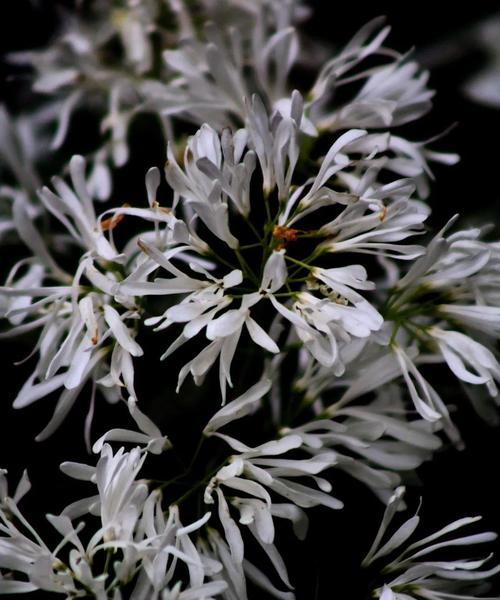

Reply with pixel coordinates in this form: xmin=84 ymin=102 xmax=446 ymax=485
xmin=85 ymin=445 xmax=148 ymax=547
xmin=317 ymin=59 xmax=433 ymax=131
xmin=112 ymin=95 xmax=436 ymax=398
xmin=161 ymin=580 xmax=228 ymax=600
xmin=286 ymin=388 xmax=441 ymax=503
xmin=364 ymin=487 xmax=500 ymax=600
xmin=317 ymin=197 xmax=427 ymax=260
xmin=464 ymin=16 xmax=500 ymax=108
xmin=312 ymin=265 xmax=382 ymax=324
xmin=393 ymin=344 xmax=444 ymax=422
xmin=119 ymin=238 xmax=271 ymax=400
xmin=0 ymin=471 xmax=98 ymax=597
xmin=165 ymin=126 xmax=244 ymax=249
xmin=0 ymin=469 xmax=30 ymax=510
xmin=0 ymin=105 xmax=42 ymax=198
xmin=268 ymin=268 xmax=382 ymax=371
xmin=0 ymin=461 xmax=219 ymax=598
xmin=439 ymin=303 xmax=500 ymax=336
xmin=204 ymin=433 xmax=340 ymax=570
xmin=129 ymin=501 xmax=217 ymax=598
xmin=10 ymin=1 xmax=163 ymax=162
xmin=342 ymin=131 xmax=459 ymax=198
xmin=429 ymin=327 xmax=500 ymax=397
xmin=0 ymin=160 xmax=175 ymax=438
xmin=0 ymin=257 xmax=143 ymax=438
xmin=93 ymin=396 xmax=171 ymax=455
xmin=245 ymin=93 xmax=300 ymax=198
xmin=3 ymin=5 xmax=500 ymax=598
xmin=393 ymin=222 xmax=493 ymax=296
xmin=38 ymin=155 xmax=120 ymax=261
xmin=386 ymin=342 xmax=460 ymax=448
xmin=382 ymin=222 xmax=500 ymax=419
xmin=160 ymin=2 xmax=304 ymax=128
xmin=199 ymin=528 xmax=295 ymax=600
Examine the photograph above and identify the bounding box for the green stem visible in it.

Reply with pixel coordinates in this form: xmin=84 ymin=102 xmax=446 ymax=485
xmin=170 ymin=458 xmax=228 ymax=507
xmin=208 ymin=249 xmax=239 ymax=272
xmin=235 ymin=249 xmax=260 ymax=286
xmin=272 ymin=292 xmax=299 ymax=298
xmin=284 ymin=255 xmax=313 ymax=271
xmin=264 ymin=191 xmax=272 ymax=223
xmin=239 ymin=242 xmax=264 ymax=250
xmin=243 ymin=216 xmax=264 ymax=243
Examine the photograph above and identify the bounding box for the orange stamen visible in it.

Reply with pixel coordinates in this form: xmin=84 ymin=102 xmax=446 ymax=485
xmin=100 ymin=203 xmax=130 ymax=231
xmin=272 ymin=225 xmax=299 ymax=245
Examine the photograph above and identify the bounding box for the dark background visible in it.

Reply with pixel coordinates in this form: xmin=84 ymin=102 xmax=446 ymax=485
xmin=1 ymin=1 xmax=500 ymax=598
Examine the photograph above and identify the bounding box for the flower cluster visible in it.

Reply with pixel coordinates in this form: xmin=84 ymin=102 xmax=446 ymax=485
xmin=0 ymin=1 xmax=499 ymax=598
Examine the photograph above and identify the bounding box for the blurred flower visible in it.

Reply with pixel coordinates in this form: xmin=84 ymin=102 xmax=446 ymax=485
xmin=464 ymin=15 xmax=500 ymax=108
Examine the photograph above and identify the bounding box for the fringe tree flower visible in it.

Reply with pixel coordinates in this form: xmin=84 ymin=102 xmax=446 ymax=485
xmin=0 ymin=2 xmax=499 ymax=598
xmin=364 ymin=487 xmax=500 ymax=599
xmin=0 ymin=156 xmax=148 ymax=438
xmin=116 ymin=98 xmax=435 ymax=399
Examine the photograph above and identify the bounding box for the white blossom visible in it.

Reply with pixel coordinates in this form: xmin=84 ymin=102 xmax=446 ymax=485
xmin=463 ymin=16 xmax=500 ymax=108
xmin=203 ymin=432 xmax=336 ymax=598
xmin=1 ymin=3 xmax=500 ymax=598
xmin=365 ymin=487 xmax=500 ymax=600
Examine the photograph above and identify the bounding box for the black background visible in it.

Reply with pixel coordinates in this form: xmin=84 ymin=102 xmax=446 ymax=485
xmin=1 ymin=1 xmax=500 ymax=598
